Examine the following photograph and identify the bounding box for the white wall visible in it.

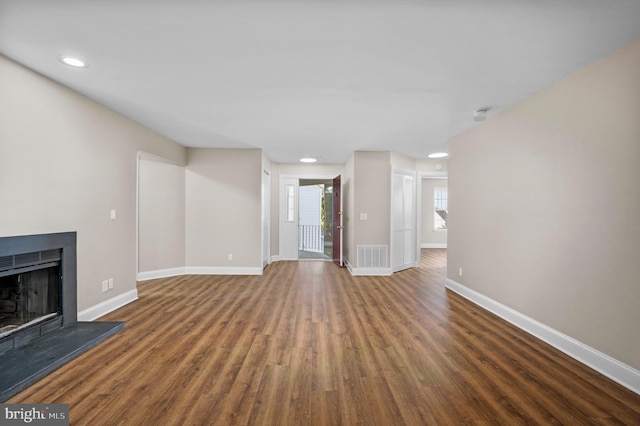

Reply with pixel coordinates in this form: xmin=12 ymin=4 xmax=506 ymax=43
xmin=0 ymin=55 xmax=186 ymax=312
xmin=298 ymin=185 xmax=322 ymax=226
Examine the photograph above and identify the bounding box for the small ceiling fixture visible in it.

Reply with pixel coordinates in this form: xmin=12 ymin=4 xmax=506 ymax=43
xmin=473 ymin=108 xmax=488 ymax=121
xmin=58 ymin=55 xmax=88 ymax=68
xmin=427 ymin=152 xmax=448 ymax=159
xmin=299 ymin=157 xmax=317 ymax=163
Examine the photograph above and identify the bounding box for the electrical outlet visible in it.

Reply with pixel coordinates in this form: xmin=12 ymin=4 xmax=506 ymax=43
xmin=458 ymin=267 xmax=463 ymax=277
xmin=228 ymin=253 xmax=233 ymax=261
xmin=108 ymin=278 xmax=114 ymax=290
xmin=110 ymin=209 xmax=117 ymax=220
xmin=102 ymin=280 xmax=109 ymax=293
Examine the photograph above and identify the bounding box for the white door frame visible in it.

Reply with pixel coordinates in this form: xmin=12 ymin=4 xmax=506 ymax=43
xmin=262 ymin=168 xmax=271 ymax=268
xmin=278 ymin=176 xmax=299 ymax=260
xmin=390 ymin=167 xmax=417 ymax=273
xmin=417 ymin=171 xmax=448 ymax=254
xmin=279 ymin=174 xmax=339 ymax=261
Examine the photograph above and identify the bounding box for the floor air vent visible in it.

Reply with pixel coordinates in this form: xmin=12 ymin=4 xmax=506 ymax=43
xmin=357 ymin=245 xmax=387 ymax=269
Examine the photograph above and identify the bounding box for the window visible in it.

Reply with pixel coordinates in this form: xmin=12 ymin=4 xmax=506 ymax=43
xmin=285 ymin=184 xmax=296 ymax=222
xmin=434 ymin=187 xmax=448 ymax=230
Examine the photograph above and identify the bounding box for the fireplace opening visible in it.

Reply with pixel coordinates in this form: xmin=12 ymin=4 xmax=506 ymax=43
xmin=0 ymin=261 xmax=61 ymax=338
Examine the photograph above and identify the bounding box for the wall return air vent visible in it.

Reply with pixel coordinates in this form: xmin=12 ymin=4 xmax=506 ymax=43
xmin=357 ymin=245 xmax=388 ymax=269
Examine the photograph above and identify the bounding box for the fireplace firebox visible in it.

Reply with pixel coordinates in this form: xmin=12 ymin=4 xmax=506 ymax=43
xmin=0 ymin=232 xmax=124 ymax=401
xmin=0 ymin=251 xmax=62 ymax=341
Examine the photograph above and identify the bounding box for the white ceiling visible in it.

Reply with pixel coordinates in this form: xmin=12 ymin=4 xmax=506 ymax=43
xmin=2 ymin=1 xmax=640 ymax=164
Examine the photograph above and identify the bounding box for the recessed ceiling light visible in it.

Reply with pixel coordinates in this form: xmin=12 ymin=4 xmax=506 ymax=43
xmin=300 ymin=157 xmax=317 ymax=163
xmin=58 ymin=56 xmax=88 ymax=68
xmin=427 ymin=152 xmax=448 ymax=159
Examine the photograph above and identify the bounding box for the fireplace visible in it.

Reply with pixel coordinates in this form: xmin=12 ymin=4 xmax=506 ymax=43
xmin=0 ymin=233 xmax=76 ymax=353
xmin=0 ymin=232 xmax=124 ymax=401
xmin=0 ymin=250 xmax=62 ymax=343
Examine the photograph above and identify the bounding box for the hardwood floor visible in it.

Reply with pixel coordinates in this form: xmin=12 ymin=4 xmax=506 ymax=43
xmin=8 ymin=249 xmax=640 ymax=425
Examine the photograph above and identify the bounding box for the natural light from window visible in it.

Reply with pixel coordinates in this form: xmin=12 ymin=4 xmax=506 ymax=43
xmin=434 ymin=187 xmax=448 ymax=230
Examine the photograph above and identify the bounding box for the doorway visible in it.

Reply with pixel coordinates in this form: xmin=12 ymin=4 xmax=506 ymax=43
xmin=262 ymin=169 xmax=271 ymax=268
xmin=278 ymin=175 xmax=340 ymax=262
xmin=416 ymin=170 xmax=448 ymax=256
xmin=391 ymin=168 xmax=417 ymax=273
xmin=298 ymin=179 xmax=334 ymax=260
xmin=420 ymin=177 xmax=448 ymax=249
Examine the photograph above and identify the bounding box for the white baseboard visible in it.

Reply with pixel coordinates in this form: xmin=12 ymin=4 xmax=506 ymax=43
xmin=344 ymin=258 xmax=391 ymax=276
xmin=138 ymin=265 xmax=265 ymax=280
xmin=184 ymin=266 xmax=263 ymax=275
xmin=270 ymin=255 xmax=281 ymax=262
xmin=445 ymin=278 xmax=640 ymax=395
xmin=421 ymin=243 xmax=447 ymax=248
xmin=137 ymin=267 xmax=186 ymax=281
xmin=349 ymin=267 xmax=392 ymax=276
xmin=78 ymin=289 xmax=139 ymax=321
xmin=344 ymin=258 xmax=354 ymax=274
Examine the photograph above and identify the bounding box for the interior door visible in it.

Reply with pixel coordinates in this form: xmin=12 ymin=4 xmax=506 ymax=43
xmin=332 ymin=175 xmax=343 ymax=266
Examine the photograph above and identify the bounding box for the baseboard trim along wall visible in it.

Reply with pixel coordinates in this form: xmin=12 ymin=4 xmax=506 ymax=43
xmin=184 ymin=266 xmax=263 ymax=276
xmin=350 ymin=267 xmax=392 ymax=276
xmin=445 ymin=278 xmax=640 ymax=395
xmin=421 ymin=243 xmax=447 ymax=249
xmin=344 ymin=259 xmax=392 ymax=276
xmin=137 ymin=267 xmax=186 ymax=281
xmin=138 ymin=266 xmax=264 ymax=281
xmin=78 ymin=289 xmax=139 ymax=321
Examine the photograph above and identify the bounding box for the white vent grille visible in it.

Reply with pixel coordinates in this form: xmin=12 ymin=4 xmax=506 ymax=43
xmin=357 ymin=245 xmax=387 ymax=269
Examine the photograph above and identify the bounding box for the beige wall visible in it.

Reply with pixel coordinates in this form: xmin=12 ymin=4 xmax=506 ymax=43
xmin=0 ymin=55 xmax=186 ymax=311
xmin=421 ymin=179 xmax=448 ymax=246
xmin=138 ymin=155 xmax=186 ymax=273
xmin=416 ymin=158 xmax=448 ymax=172
xmin=185 ymin=148 xmax=262 ymax=268
xmin=390 ymin=151 xmax=416 ymax=170
xmin=448 ymin=40 xmax=640 ymax=369
xmin=351 ymin=151 xmax=391 ymax=265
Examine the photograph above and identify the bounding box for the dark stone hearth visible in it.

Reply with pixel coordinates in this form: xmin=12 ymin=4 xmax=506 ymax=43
xmin=0 ymin=321 xmax=124 ymax=401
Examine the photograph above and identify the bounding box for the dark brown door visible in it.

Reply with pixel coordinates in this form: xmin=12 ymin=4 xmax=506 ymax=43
xmin=332 ymin=175 xmax=343 ymax=266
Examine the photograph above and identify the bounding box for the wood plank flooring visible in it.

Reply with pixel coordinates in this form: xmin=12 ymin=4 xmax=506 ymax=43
xmin=8 ymin=250 xmax=640 ymax=425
